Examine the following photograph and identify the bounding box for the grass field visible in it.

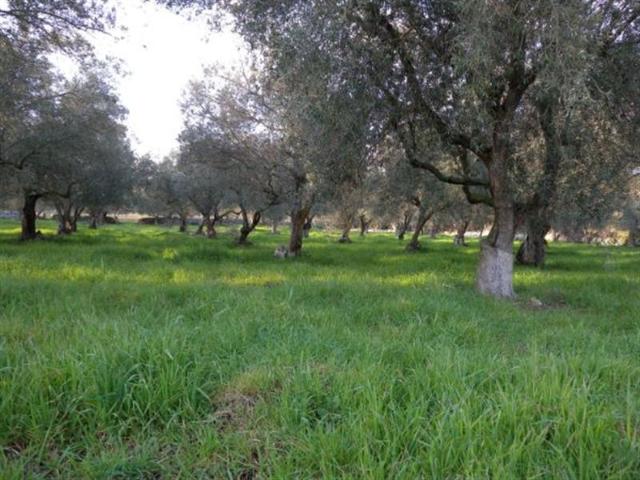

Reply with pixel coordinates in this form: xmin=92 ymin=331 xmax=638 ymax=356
xmin=0 ymin=220 xmax=639 ymax=478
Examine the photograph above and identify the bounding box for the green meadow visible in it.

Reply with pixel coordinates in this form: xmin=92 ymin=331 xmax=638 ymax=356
xmin=0 ymin=220 xmax=639 ymax=478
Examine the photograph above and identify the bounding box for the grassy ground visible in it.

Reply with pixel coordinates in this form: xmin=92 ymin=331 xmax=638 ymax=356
xmin=0 ymin=219 xmax=639 ymax=479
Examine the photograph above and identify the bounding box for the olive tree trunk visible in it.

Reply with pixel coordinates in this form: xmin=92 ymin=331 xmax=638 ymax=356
xmin=195 ymin=219 xmax=205 ymax=235
xmin=628 ymin=217 xmax=639 ymax=247
xmin=359 ymin=214 xmax=370 ymax=236
xmin=237 ymin=209 xmax=261 ymax=245
xmin=197 ymin=214 xmax=215 ymax=238
xmin=396 ymin=210 xmax=413 ymax=240
xmin=516 ymin=214 xmax=550 ymax=267
xmin=56 ymin=202 xmax=74 ymax=235
xmin=178 ymin=215 xmax=188 ymax=233
xmin=89 ymin=210 xmax=102 ymax=229
xmin=475 ymin=156 xmax=516 ymax=298
xmin=516 ymin=98 xmax=562 ymax=268
xmin=338 ymin=226 xmax=352 ymax=243
xmin=303 ymin=216 xmax=313 ymax=238
xmin=289 ymin=206 xmax=310 ymax=256
xmin=476 ymin=207 xmax=515 ymax=298
xmin=21 ymin=193 xmax=40 ymax=240
xmin=204 ymin=215 xmax=217 ymax=238
xmin=453 ymin=220 xmax=470 ymax=246
xmin=406 ymin=207 xmax=433 ymax=251
xmin=71 ymin=206 xmax=82 ymax=232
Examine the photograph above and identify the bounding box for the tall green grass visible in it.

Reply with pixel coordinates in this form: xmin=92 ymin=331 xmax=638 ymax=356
xmin=0 ymin=220 xmax=639 ymax=478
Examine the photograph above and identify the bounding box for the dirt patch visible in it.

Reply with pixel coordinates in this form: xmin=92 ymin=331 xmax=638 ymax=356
xmin=2 ymin=440 xmax=26 ymax=460
xmin=213 ymin=391 xmax=259 ymax=432
xmin=236 ymin=449 xmax=261 ymax=480
xmin=211 ymin=366 xmax=283 ymax=433
xmin=520 ymin=292 xmax=569 ymax=311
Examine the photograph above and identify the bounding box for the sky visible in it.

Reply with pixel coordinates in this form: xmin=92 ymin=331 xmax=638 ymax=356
xmin=55 ymin=0 xmax=245 ymax=161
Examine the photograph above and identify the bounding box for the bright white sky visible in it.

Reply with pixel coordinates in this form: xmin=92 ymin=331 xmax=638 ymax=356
xmin=55 ymin=0 xmax=245 ymax=161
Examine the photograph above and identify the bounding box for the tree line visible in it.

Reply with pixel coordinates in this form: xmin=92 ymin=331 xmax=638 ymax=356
xmin=163 ymin=0 xmax=640 ymax=298
xmin=1 ymin=0 xmax=639 ymax=299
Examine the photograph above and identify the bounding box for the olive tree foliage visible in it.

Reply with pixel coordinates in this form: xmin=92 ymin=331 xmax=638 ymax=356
xmin=0 ymin=0 xmax=115 ymax=53
xmin=47 ymin=71 xmax=134 ymax=234
xmin=322 ymin=117 xmax=380 ymax=245
xmin=0 ymin=0 xmax=115 ymax=179
xmin=81 ymin=141 xmax=136 ymax=230
xmin=550 ymin=131 xmax=635 ymax=245
xmin=0 ymin=36 xmax=55 ymax=178
xmin=129 ymin=155 xmax=162 ymax=217
xmin=166 ymin=0 xmax=640 ymax=297
xmin=257 ymin=23 xmax=382 ymax=254
xmin=330 ymin=183 xmax=364 ymax=244
xmin=262 ymin=203 xmax=288 ymax=234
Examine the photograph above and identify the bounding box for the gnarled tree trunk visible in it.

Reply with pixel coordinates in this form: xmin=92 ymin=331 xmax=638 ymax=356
xmin=204 ymin=215 xmax=216 ymax=238
xmin=21 ymin=193 xmax=40 ymax=241
xmin=196 ymin=212 xmax=218 ymax=238
xmin=89 ymin=210 xmax=102 ymax=229
xmin=471 ymin=82 xmax=527 ymax=297
xmin=289 ymin=206 xmax=311 ymax=256
xmin=476 ymin=238 xmax=515 ymax=298
xmin=516 ymin=214 xmax=550 ymax=267
xmin=338 ymin=226 xmax=352 ymax=243
xmin=337 ymin=206 xmax=355 ymax=243
xmin=303 ymin=216 xmax=313 ymax=238
xmin=628 ymin=216 xmax=639 ymax=247
xmin=516 ymin=98 xmax=562 ymax=268
xmin=56 ymin=202 xmax=74 ymax=235
xmin=475 ymin=163 xmax=516 ymax=298
xmin=71 ymin=206 xmax=82 ymax=232
xmin=359 ymin=214 xmax=370 ymax=236
xmin=237 ymin=209 xmax=261 ymax=245
xmin=196 ymin=214 xmax=215 ymax=238
xmin=195 ymin=219 xmax=205 ymax=235
xmin=453 ymin=220 xmax=470 ymax=246
xmin=178 ymin=214 xmax=188 ymax=233
xmin=406 ymin=207 xmax=433 ymax=251
xmin=396 ymin=210 xmax=413 ymax=240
